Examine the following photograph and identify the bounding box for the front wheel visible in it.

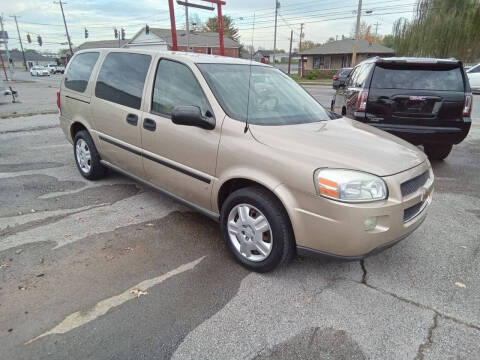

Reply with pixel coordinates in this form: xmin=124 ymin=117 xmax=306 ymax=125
xmin=220 ymin=187 xmax=295 ymax=272
xmin=73 ymin=130 xmax=107 ymax=180
xmin=424 ymin=144 xmax=453 ymax=161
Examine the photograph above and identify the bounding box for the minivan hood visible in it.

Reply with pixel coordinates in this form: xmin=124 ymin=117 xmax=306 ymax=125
xmin=249 ymin=118 xmax=426 ymax=177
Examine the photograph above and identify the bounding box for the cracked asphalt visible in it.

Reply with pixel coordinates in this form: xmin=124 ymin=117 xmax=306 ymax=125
xmin=0 ymin=72 xmax=479 ymax=359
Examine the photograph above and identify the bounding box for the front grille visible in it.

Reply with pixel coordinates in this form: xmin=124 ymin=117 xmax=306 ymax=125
xmin=401 ymin=171 xmax=429 ymax=197
xmin=404 ymin=201 xmax=424 ymax=222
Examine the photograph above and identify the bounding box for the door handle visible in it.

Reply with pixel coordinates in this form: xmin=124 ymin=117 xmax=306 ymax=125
xmin=143 ymin=118 xmax=156 ymax=131
xmin=126 ymin=113 xmax=138 ymax=126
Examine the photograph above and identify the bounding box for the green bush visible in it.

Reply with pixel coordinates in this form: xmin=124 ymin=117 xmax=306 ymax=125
xmin=289 ymin=73 xmax=300 ymax=81
xmin=305 ymin=70 xmax=319 ymax=80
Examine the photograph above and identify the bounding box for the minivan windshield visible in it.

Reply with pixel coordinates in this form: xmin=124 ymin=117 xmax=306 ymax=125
xmin=197 ymin=64 xmax=330 ymax=125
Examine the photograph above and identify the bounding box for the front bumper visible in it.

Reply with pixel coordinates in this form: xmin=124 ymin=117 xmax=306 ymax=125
xmin=278 ymin=161 xmax=433 ymax=258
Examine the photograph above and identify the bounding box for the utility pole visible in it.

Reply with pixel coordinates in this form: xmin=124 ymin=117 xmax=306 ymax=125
xmin=299 ymin=23 xmax=304 ymax=77
xmin=250 ymin=12 xmax=255 ymax=61
xmin=168 ymin=0 xmax=178 ymax=51
xmin=11 ymin=15 xmax=27 ymax=71
xmin=185 ymin=0 xmax=190 ymax=52
xmin=54 ymin=1 xmax=73 ymax=56
xmin=0 ymin=15 xmax=13 ymax=78
xmin=351 ymin=0 xmax=362 ymax=67
xmin=287 ymin=28 xmax=293 ymax=75
xmin=273 ymin=0 xmax=279 ymax=64
xmin=0 ymin=49 xmax=8 ymax=81
xmin=374 ymin=21 xmax=380 ymax=37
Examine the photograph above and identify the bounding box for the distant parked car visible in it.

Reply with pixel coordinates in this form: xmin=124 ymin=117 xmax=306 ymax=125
xmin=466 ymin=63 xmax=480 ymax=93
xmin=46 ymin=63 xmax=58 ymax=73
xmin=332 ymin=67 xmax=352 ymax=89
xmin=30 ymin=66 xmax=50 ymax=76
xmin=331 ymin=57 xmax=472 ymax=160
xmin=54 ymin=65 xmax=65 ymax=74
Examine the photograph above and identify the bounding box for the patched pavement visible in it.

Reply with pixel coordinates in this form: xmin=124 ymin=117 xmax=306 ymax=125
xmin=0 ymin=76 xmax=479 ymax=359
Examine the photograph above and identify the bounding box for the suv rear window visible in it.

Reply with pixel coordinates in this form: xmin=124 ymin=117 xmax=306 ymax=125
xmin=371 ymin=66 xmax=464 ymax=91
xmin=95 ymin=52 xmax=151 ymax=109
xmin=65 ymin=52 xmax=99 ymax=93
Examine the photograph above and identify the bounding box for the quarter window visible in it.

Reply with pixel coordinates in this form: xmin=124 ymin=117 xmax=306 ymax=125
xmin=151 ymin=59 xmax=209 ymax=117
xmin=65 ymin=52 xmax=99 ymax=93
xmin=95 ymin=52 xmax=151 ymax=109
xmin=468 ymin=65 xmax=480 ymax=74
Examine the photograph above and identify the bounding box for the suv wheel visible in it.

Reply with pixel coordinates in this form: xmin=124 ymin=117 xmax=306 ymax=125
xmin=73 ymin=130 xmax=107 ymax=180
xmin=220 ymin=187 xmax=294 ymax=272
xmin=424 ymin=144 xmax=453 ymax=161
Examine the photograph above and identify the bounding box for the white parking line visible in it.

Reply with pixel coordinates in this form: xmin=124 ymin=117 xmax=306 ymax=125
xmin=25 ymin=256 xmax=206 ymax=345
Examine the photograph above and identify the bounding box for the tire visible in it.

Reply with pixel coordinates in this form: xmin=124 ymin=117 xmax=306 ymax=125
xmin=73 ymin=130 xmax=107 ymax=180
xmin=220 ymin=186 xmax=295 ymax=272
xmin=424 ymin=144 xmax=453 ymax=161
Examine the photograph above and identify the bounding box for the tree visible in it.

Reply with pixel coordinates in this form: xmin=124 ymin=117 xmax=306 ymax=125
xmin=382 ymin=34 xmax=395 ymax=49
xmin=295 ymin=40 xmax=320 ymax=52
xmin=189 ymin=14 xmax=203 ymax=31
xmin=203 ymin=15 xmax=239 ymax=42
xmin=391 ymin=0 xmax=480 ymax=61
xmin=350 ymin=21 xmax=383 ymax=43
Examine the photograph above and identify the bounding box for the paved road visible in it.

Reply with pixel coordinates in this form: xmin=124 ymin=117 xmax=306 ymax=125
xmin=0 ymin=74 xmax=479 ymax=359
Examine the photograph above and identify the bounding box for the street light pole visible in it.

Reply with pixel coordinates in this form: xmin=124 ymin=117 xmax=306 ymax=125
xmin=287 ymin=29 xmax=293 ymax=75
xmin=352 ymin=0 xmax=362 ymax=67
xmin=299 ymin=23 xmax=304 ymax=77
xmin=54 ymin=1 xmax=73 ymax=56
xmin=11 ymin=15 xmax=27 ymax=71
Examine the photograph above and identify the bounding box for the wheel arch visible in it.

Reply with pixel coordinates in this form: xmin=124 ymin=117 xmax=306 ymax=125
xmin=70 ymin=121 xmax=89 ymax=140
xmin=216 ymin=177 xmax=296 ymax=243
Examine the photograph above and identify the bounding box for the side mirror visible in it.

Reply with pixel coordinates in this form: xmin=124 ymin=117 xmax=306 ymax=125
xmin=171 ymin=105 xmax=215 ymax=130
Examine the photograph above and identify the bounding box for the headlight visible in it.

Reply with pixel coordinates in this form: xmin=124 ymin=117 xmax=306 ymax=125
xmin=314 ymin=168 xmax=387 ymax=203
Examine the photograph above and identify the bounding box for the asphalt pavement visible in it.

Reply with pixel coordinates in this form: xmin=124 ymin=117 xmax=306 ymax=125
xmin=0 ymin=72 xmax=479 ymax=359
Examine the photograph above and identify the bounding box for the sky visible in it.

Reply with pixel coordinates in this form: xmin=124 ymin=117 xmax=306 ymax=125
xmin=0 ymin=0 xmax=417 ymax=54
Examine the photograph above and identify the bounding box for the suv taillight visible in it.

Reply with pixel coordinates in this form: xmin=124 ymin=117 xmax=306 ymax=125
xmin=356 ymin=90 xmax=369 ymax=111
xmin=333 ymin=75 xmax=339 ymax=80
xmin=463 ymin=93 xmax=472 ymax=117
xmin=57 ymin=90 xmax=61 ymax=113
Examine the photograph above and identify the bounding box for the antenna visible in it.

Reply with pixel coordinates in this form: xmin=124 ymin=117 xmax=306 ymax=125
xmin=244 ymin=12 xmax=255 ymax=134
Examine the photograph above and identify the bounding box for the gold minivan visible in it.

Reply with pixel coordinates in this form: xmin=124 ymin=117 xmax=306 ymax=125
xmin=58 ymin=49 xmax=433 ymax=272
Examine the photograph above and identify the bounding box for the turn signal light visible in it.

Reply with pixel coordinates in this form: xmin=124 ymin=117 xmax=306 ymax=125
xmin=318 ymin=177 xmax=339 ymax=198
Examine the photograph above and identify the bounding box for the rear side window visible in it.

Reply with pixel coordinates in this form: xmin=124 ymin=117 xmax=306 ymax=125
xmin=95 ymin=52 xmax=151 ymax=109
xmin=347 ymin=64 xmax=372 ymax=88
xmin=468 ymin=65 xmax=480 ymax=74
xmin=371 ymin=66 xmax=464 ymax=91
xmin=65 ymin=52 xmax=99 ymax=93
xmin=151 ymin=59 xmax=209 ymax=117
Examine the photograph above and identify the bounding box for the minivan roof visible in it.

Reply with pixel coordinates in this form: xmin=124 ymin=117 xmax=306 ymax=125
xmin=359 ymin=56 xmax=461 ymax=66
xmin=74 ymin=48 xmax=270 ymax=67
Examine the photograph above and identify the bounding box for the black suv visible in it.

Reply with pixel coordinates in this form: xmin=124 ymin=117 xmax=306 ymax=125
xmin=331 ymin=57 xmax=473 ymax=160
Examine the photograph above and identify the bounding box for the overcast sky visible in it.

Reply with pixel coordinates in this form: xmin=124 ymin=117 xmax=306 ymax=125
xmin=1 ymin=0 xmax=416 ymax=53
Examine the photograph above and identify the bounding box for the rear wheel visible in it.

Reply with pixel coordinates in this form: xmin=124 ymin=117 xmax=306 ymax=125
xmin=73 ymin=130 xmax=107 ymax=180
xmin=424 ymin=144 xmax=453 ymax=161
xmin=220 ymin=187 xmax=295 ymax=272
